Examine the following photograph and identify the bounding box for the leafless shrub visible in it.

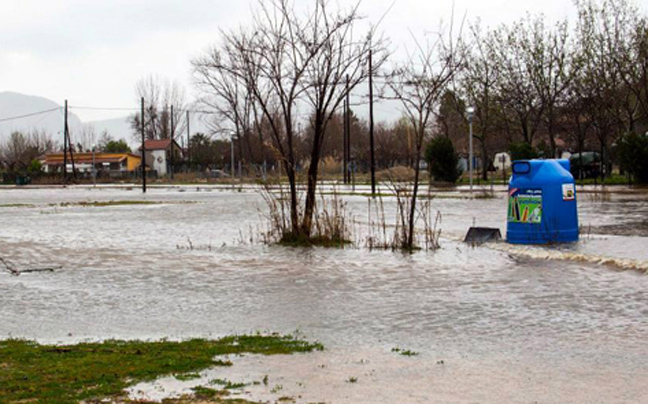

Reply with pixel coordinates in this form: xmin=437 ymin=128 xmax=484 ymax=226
xmin=365 ymin=186 xmax=441 ymax=252
xmin=376 ymin=166 xmax=415 ymax=182
xmin=260 ymin=181 xmax=351 ymax=247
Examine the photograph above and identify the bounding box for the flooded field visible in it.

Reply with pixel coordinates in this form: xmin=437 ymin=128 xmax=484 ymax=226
xmin=1 ymin=185 xmax=647 ymax=403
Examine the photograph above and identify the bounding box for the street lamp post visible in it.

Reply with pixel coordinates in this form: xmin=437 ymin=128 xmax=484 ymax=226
xmin=230 ymin=135 xmax=235 ymax=179
xmin=466 ymin=106 xmax=475 ymax=193
xmin=92 ymin=144 xmax=96 ymax=187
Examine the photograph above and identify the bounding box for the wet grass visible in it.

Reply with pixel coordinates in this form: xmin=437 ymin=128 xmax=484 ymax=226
xmin=129 ymin=388 xmax=257 ymax=403
xmin=0 ymin=334 xmax=323 ymax=404
xmin=56 ymin=200 xmax=164 ymax=207
xmin=0 ymin=203 xmax=36 ymax=208
xmin=209 ymin=378 xmax=247 ymax=390
xmin=391 ymin=347 xmax=420 ymax=356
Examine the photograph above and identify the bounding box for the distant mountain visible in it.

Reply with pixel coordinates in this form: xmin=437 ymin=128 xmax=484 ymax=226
xmin=90 ymin=116 xmax=134 ymax=142
xmin=0 ymin=91 xmax=217 ymax=148
xmin=0 ymin=92 xmax=82 ymax=141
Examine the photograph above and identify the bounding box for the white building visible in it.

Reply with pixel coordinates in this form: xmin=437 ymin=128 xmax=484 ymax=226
xmin=141 ymin=139 xmax=183 ymax=176
xmin=493 ymin=152 xmax=511 ymax=171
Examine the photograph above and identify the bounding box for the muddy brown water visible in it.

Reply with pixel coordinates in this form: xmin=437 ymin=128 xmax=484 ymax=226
xmin=0 ymin=185 xmax=646 ymax=403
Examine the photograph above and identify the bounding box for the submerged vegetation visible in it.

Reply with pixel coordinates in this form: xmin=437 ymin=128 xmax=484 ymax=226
xmin=0 ymin=334 xmax=323 ymax=404
xmin=391 ymin=347 xmax=420 ymax=356
xmin=261 ymin=184 xmax=352 ymax=248
xmin=261 ymin=183 xmax=442 ymax=252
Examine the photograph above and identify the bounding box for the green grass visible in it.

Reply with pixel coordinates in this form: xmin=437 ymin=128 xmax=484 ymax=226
xmin=175 ymin=372 xmax=202 ymax=381
xmin=391 ymin=347 xmax=420 ymax=356
xmin=209 ymin=378 xmax=247 ymax=389
xmin=575 ymin=174 xmax=633 ymax=186
xmin=0 ymin=334 xmax=323 ymax=404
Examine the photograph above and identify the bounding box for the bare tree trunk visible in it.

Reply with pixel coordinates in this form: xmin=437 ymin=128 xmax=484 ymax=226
xmin=284 ymin=162 xmax=300 ymax=236
xmin=480 ymin=139 xmax=489 ymax=181
xmin=302 ymin=116 xmax=325 ymax=236
xmin=407 ymin=145 xmax=422 ymax=249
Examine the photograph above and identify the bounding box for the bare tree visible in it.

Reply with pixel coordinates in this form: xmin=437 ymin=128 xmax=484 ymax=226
xmin=194 ymin=49 xmax=260 ymax=166
xmin=194 ymin=0 xmax=386 ymax=240
xmin=0 ymin=131 xmax=54 ymax=172
xmin=386 ymin=20 xmax=465 ymax=250
xmin=130 ymin=75 xmax=187 ymax=141
xmin=490 ymin=20 xmax=545 ymax=147
xmin=522 ymin=16 xmax=576 ymax=157
xmin=455 ymin=23 xmax=500 ymax=180
xmin=575 ymin=0 xmax=632 ymax=177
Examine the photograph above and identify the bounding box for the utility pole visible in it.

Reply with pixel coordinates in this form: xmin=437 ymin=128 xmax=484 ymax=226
xmin=64 ymin=100 xmax=77 ymax=180
xmin=63 ymin=100 xmax=68 ymax=182
xmin=343 ymin=97 xmax=348 ymax=184
xmin=345 ymin=75 xmax=351 ymax=186
xmin=467 ymin=106 xmax=475 ymax=193
xmin=170 ymin=105 xmax=174 ymax=180
xmin=92 ymin=145 xmax=96 ymax=187
xmin=141 ymin=97 xmax=146 ymax=193
xmin=369 ymin=49 xmax=376 ymax=196
xmin=186 ymin=110 xmax=191 ymax=164
xmin=230 ymin=135 xmax=235 ymax=179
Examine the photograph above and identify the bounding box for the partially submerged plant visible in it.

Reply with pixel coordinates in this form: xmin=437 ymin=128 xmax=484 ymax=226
xmin=260 ymin=182 xmax=352 ymax=247
xmin=392 ymin=347 xmax=420 ymax=356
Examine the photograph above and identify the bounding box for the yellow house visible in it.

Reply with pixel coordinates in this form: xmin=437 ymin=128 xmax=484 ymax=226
xmin=41 ymin=152 xmax=142 ymax=173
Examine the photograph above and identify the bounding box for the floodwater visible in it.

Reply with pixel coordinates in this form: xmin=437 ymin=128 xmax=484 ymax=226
xmin=1 ymin=185 xmax=647 ymax=403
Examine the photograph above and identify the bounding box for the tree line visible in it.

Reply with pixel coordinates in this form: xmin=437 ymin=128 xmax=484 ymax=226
xmin=181 ymin=0 xmax=647 ymax=181
xmin=0 ymin=130 xmax=132 ymax=177
xmin=185 ymin=0 xmax=647 ymax=244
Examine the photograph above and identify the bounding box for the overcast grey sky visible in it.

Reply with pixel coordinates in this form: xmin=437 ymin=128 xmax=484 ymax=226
xmin=0 ymin=0 xmax=614 ymax=123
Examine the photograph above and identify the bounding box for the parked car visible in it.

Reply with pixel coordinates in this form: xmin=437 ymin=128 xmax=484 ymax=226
xmin=569 ymin=152 xmax=601 ymax=179
xmin=208 ymin=169 xmax=230 ymax=179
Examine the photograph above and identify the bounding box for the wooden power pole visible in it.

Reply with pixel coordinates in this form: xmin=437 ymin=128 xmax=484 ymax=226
xmin=345 ymin=75 xmax=351 ymax=185
xmin=141 ymin=97 xmax=146 ymax=193
xmin=369 ymin=49 xmax=376 ymax=196
xmin=170 ymin=105 xmax=174 ymax=180
xmin=186 ymin=110 xmax=191 ymax=163
xmin=63 ymin=100 xmax=68 ymax=181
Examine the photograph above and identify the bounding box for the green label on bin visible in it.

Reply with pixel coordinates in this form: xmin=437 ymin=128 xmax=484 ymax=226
xmin=508 ymin=188 xmax=542 ymax=224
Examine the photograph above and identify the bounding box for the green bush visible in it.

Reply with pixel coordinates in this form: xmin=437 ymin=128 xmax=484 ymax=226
xmin=424 ymin=136 xmax=461 ymax=183
xmin=26 ymin=159 xmax=43 ymax=177
xmin=509 ymin=142 xmax=538 ymax=161
xmin=104 ymin=139 xmax=132 ymax=153
xmin=616 ymin=132 xmax=648 ymax=184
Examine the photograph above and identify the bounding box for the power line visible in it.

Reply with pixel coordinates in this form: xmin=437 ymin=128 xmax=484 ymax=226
xmin=68 ymin=106 xmax=139 ymax=111
xmin=0 ymin=107 xmax=61 ymax=123
xmin=68 ymin=105 xmax=214 ymax=114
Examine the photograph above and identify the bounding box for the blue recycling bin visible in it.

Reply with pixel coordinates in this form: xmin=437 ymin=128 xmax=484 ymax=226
xmin=507 ymin=159 xmax=578 ymax=244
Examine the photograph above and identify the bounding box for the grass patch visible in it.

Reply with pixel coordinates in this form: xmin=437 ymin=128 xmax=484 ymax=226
xmin=209 ymin=378 xmax=247 ymax=389
xmin=0 ymin=203 xmax=36 ymax=208
xmin=175 ymin=372 xmax=202 ymax=381
xmin=56 ymin=200 xmax=162 ymax=207
xmin=391 ymin=347 xmax=420 ymax=356
xmin=0 ymin=334 xmax=323 ymax=404
xmin=576 ymin=174 xmax=632 ymax=186
xmin=191 ymin=385 xmax=229 ymax=399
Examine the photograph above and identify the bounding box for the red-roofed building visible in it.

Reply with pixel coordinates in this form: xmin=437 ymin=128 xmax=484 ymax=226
xmin=141 ymin=138 xmax=182 ymax=176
